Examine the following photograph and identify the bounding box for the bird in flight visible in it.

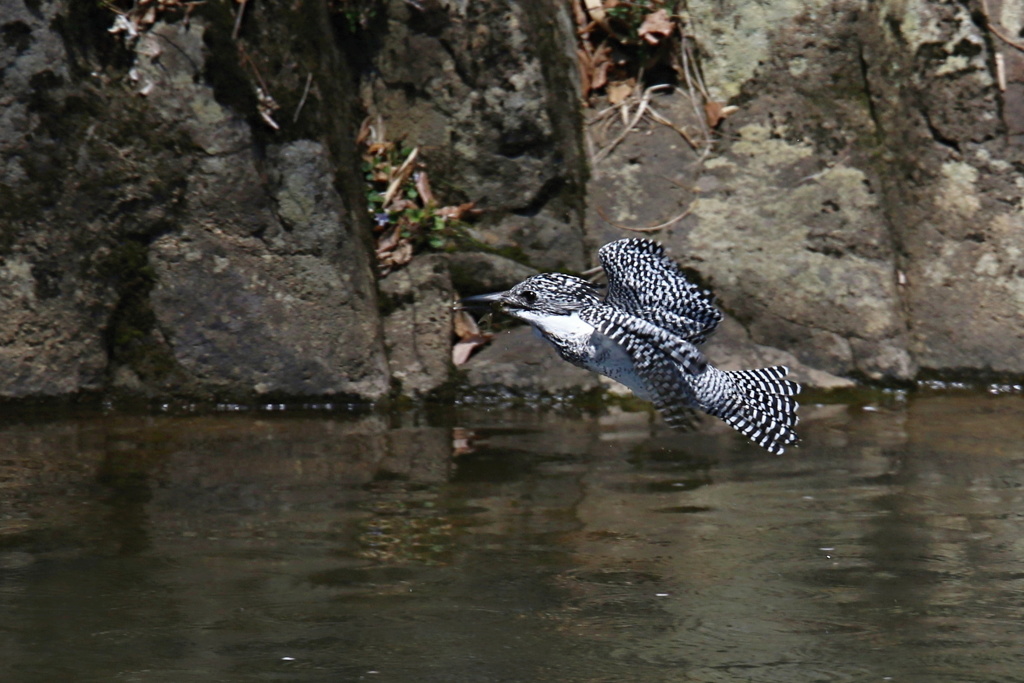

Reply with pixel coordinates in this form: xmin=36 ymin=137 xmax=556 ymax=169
xmin=464 ymin=238 xmax=801 ymax=454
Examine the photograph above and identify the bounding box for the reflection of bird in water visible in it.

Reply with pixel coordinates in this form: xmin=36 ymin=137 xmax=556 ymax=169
xmin=465 ymin=238 xmax=801 ymax=454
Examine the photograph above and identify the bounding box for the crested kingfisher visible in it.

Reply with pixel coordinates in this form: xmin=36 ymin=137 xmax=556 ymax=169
xmin=464 ymin=238 xmax=801 ymax=454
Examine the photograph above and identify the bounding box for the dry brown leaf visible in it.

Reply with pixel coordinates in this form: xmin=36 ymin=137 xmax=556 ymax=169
xmin=638 ymin=9 xmax=673 ymax=45
xmin=607 ymin=80 xmax=634 ymax=105
xmin=452 ymin=427 xmax=476 ymax=456
xmin=589 ymin=43 xmax=613 ymax=92
xmin=414 ymin=171 xmax=435 ymax=206
xmin=387 ymin=197 xmax=417 ymax=213
xmin=572 ymin=0 xmax=589 ymax=30
xmin=704 ymin=101 xmax=739 ymax=128
xmin=436 ymin=202 xmax=478 ymax=220
xmin=356 ymin=118 xmax=374 ymax=147
xmin=390 ymin=240 xmax=414 ymax=267
xmin=591 ymin=64 xmax=611 ymax=94
xmin=452 ymin=309 xmax=493 ymax=365
xmin=376 ymin=225 xmax=400 ymax=252
xmin=382 ymin=147 xmax=419 ymax=207
xmin=577 ymin=48 xmax=593 ymax=95
xmin=583 ymin=0 xmax=606 ymax=24
xmin=452 ymin=340 xmax=481 ymax=366
xmin=704 ymin=100 xmax=724 ymax=128
xmin=453 ymin=309 xmax=480 ymax=339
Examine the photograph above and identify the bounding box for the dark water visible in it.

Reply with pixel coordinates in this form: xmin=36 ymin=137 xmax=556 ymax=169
xmin=1 ymin=392 xmax=1023 ymax=682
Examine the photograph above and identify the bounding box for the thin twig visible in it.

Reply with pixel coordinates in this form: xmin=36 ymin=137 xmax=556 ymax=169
xmin=680 ymin=35 xmax=711 ymax=100
xmin=231 ymin=0 xmax=247 ymax=40
xmin=979 ymin=0 xmax=1019 ymax=94
xmin=980 ymin=0 xmax=1024 ymax=51
xmin=645 ymin=103 xmax=700 ymax=150
xmin=593 ymin=83 xmax=673 ymax=164
xmin=293 ymin=72 xmax=313 ymax=123
xmin=593 ymin=104 xmax=644 ymax=163
xmin=661 ymin=174 xmax=697 ymax=191
xmin=679 ymin=38 xmax=712 ymax=154
xmin=590 ymin=102 xmax=622 ymax=121
xmin=238 ymin=45 xmax=268 ymax=92
xmin=989 ymin=24 xmax=1024 ymax=51
xmin=594 ymin=198 xmax=696 ymax=232
xmin=794 ymin=151 xmax=852 ymax=186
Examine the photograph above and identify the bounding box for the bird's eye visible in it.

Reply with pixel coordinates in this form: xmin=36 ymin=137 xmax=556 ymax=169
xmin=520 ymin=290 xmax=538 ymax=304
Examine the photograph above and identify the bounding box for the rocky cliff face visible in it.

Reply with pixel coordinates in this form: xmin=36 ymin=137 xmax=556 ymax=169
xmin=0 ymin=0 xmax=1020 ymax=404
xmin=1 ymin=0 xmax=388 ymax=401
xmin=587 ymin=0 xmax=1023 ymax=384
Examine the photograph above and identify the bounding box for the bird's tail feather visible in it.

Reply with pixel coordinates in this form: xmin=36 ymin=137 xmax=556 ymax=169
xmin=722 ymin=366 xmax=801 ymax=454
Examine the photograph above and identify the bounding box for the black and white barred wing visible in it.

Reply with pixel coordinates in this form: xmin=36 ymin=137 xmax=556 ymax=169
xmin=707 ymin=366 xmax=801 ymax=455
xmin=578 ymin=306 xmax=704 ymax=428
xmin=598 ymin=238 xmax=723 ymax=344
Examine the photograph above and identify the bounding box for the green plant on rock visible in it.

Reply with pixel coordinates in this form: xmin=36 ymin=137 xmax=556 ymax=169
xmin=329 ymin=0 xmax=381 ymax=33
xmin=360 ymin=131 xmax=477 ymax=275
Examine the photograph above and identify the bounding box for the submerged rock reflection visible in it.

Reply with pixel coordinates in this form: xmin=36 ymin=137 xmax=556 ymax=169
xmin=0 ymin=412 xmax=458 ymax=563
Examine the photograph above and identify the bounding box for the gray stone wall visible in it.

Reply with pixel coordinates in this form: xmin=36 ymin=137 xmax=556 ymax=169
xmin=1 ymin=0 xmax=1021 ymax=404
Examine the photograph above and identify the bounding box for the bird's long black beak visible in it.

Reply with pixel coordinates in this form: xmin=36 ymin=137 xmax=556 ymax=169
xmin=458 ymin=291 xmax=507 ymax=309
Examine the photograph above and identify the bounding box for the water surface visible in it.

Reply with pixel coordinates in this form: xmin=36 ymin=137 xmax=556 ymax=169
xmin=1 ymin=393 xmax=1023 ymax=681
